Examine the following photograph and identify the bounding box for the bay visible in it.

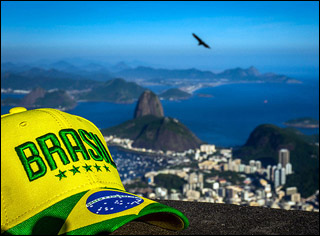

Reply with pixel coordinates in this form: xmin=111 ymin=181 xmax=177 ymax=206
xmin=68 ymin=79 xmax=319 ymax=148
xmin=1 ymin=78 xmax=319 ymax=148
xmin=161 ymin=79 xmax=319 ymax=147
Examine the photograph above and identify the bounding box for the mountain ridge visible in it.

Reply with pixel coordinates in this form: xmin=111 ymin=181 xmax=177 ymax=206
xmin=1 ymin=62 xmax=301 ymax=87
xmin=134 ymin=90 xmax=164 ymax=118
xmin=234 ymin=124 xmax=319 ymax=197
xmin=102 ymin=91 xmax=203 ymax=152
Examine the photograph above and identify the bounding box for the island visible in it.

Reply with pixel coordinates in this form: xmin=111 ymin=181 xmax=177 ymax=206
xmin=197 ymin=93 xmax=214 ymax=98
xmin=159 ymin=88 xmax=192 ymax=100
xmin=1 ymin=87 xmax=77 ymax=111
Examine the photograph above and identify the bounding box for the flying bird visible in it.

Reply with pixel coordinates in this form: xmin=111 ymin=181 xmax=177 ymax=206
xmin=192 ymin=33 xmax=211 ymax=49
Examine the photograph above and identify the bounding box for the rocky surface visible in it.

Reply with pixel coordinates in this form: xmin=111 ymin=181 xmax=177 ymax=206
xmin=110 ymin=200 xmax=319 ymax=235
xmin=131 ymin=116 xmax=203 ymax=152
xmin=103 ymin=115 xmax=203 ymax=152
xmin=102 ymin=91 xmax=203 ymax=152
xmin=19 ymin=87 xmax=46 ymax=107
xmin=134 ymin=90 xmax=164 ymax=118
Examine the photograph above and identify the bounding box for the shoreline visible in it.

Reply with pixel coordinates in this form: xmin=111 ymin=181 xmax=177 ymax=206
xmin=107 ymin=143 xmax=171 ymax=158
xmin=178 ymin=81 xmax=268 ymax=95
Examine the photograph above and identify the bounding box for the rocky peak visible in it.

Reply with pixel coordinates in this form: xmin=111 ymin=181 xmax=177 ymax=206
xmin=20 ymin=87 xmax=46 ymax=107
xmin=134 ymin=90 xmax=164 ymax=119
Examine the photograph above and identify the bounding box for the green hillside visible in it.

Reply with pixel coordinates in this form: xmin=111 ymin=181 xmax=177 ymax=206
xmin=159 ymin=88 xmax=192 ymax=100
xmin=78 ymin=78 xmax=146 ymax=103
xmin=35 ymin=90 xmax=77 ymax=110
xmin=102 ymin=115 xmax=203 ymax=152
xmin=234 ymin=124 xmax=319 ymax=197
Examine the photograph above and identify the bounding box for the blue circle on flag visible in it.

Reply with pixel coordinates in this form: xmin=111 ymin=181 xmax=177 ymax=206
xmin=86 ymin=191 xmax=144 ymax=215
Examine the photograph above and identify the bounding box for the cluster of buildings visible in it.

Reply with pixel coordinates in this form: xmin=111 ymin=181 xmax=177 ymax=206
xmin=266 ymin=149 xmax=293 ymax=188
xmin=105 ymin=136 xmax=319 ymax=212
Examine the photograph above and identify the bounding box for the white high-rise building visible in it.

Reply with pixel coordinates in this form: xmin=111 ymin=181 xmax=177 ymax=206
xmin=277 ymin=163 xmax=282 ymax=169
xmin=238 ymin=164 xmax=245 ymax=172
xmin=285 ymin=163 xmax=293 ymax=175
xmin=266 ymin=165 xmax=272 ymax=180
xmin=241 ymin=191 xmax=249 ymax=201
xmin=271 ymin=165 xmax=277 ymax=181
xmin=274 ymin=165 xmax=286 ymax=188
xmin=280 ymin=168 xmax=286 ymax=185
xmin=249 ymin=160 xmax=256 ymax=167
xmin=274 ymin=169 xmax=280 ymax=188
xmin=255 ymin=160 xmax=262 ymax=170
xmin=200 ymin=144 xmax=216 ymax=154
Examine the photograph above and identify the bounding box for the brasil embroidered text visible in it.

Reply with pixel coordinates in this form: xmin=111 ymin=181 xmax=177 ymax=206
xmin=15 ymin=128 xmax=117 ymax=182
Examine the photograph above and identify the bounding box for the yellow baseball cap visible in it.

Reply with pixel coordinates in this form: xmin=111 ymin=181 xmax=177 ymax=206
xmin=1 ymin=107 xmax=189 ymax=235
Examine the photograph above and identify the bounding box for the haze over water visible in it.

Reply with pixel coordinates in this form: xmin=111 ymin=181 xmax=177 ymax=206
xmin=1 ymin=1 xmax=319 ymax=147
xmin=1 ymin=1 xmax=319 ymax=75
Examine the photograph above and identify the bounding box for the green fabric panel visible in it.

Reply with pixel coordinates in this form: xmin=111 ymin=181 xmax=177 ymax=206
xmin=4 ymin=191 xmax=189 ymax=235
xmin=139 ymin=202 xmax=190 ymax=229
xmin=66 ymin=215 xmax=135 ymax=235
xmin=5 ymin=191 xmax=88 ymax=235
xmin=66 ymin=202 xmax=189 ymax=235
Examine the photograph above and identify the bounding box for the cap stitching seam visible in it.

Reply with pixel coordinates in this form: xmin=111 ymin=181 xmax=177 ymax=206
xmin=1 ymin=192 xmax=9 ymax=226
xmin=54 ymin=110 xmax=73 ymax=127
xmin=5 ymin=181 xmax=123 ymax=226
xmin=56 ymin=111 xmax=112 ymax=185
xmin=85 ymin=168 xmax=95 ymax=187
xmin=91 ymin=162 xmax=100 ymax=186
xmin=36 ymin=110 xmax=63 ymax=129
xmin=52 ymin=110 xmax=99 ymax=185
xmin=37 ymin=110 xmax=95 ymax=184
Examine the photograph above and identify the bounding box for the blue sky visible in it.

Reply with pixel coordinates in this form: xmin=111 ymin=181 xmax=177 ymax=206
xmin=1 ymin=1 xmax=319 ymax=75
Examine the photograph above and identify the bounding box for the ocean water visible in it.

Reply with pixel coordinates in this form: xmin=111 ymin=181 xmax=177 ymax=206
xmin=1 ymin=78 xmax=319 ymax=148
xmin=162 ymin=79 xmax=319 ymax=147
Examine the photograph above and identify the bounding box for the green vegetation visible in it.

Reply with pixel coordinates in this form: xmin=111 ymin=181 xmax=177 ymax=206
xmin=203 ymin=170 xmax=245 ymax=188
xmin=35 ymin=90 xmax=76 ymax=110
xmin=159 ymin=88 xmax=192 ymax=100
xmin=77 ymin=78 xmax=146 ymax=103
xmin=304 ymin=134 xmax=319 ymax=143
xmin=234 ymin=124 xmax=319 ymax=197
xmin=124 ymin=179 xmax=149 ymax=190
xmin=154 ymin=174 xmax=186 ymax=192
xmin=102 ymin=115 xmax=161 ymax=140
xmin=102 ymin=115 xmax=203 ymax=152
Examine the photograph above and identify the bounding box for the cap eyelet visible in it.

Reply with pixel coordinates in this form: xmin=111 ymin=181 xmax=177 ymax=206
xmin=19 ymin=121 xmax=28 ymax=127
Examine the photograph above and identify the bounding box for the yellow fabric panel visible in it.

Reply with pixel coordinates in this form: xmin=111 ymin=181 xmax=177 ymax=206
xmin=1 ymin=108 xmax=124 ymax=231
xmin=58 ymin=188 xmax=156 ymax=234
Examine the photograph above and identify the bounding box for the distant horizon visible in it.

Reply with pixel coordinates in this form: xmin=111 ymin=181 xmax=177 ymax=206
xmin=1 ymin=57 xmax=319 ymax=79
xmin=1 ymin=1 xmax=319 ymax=78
